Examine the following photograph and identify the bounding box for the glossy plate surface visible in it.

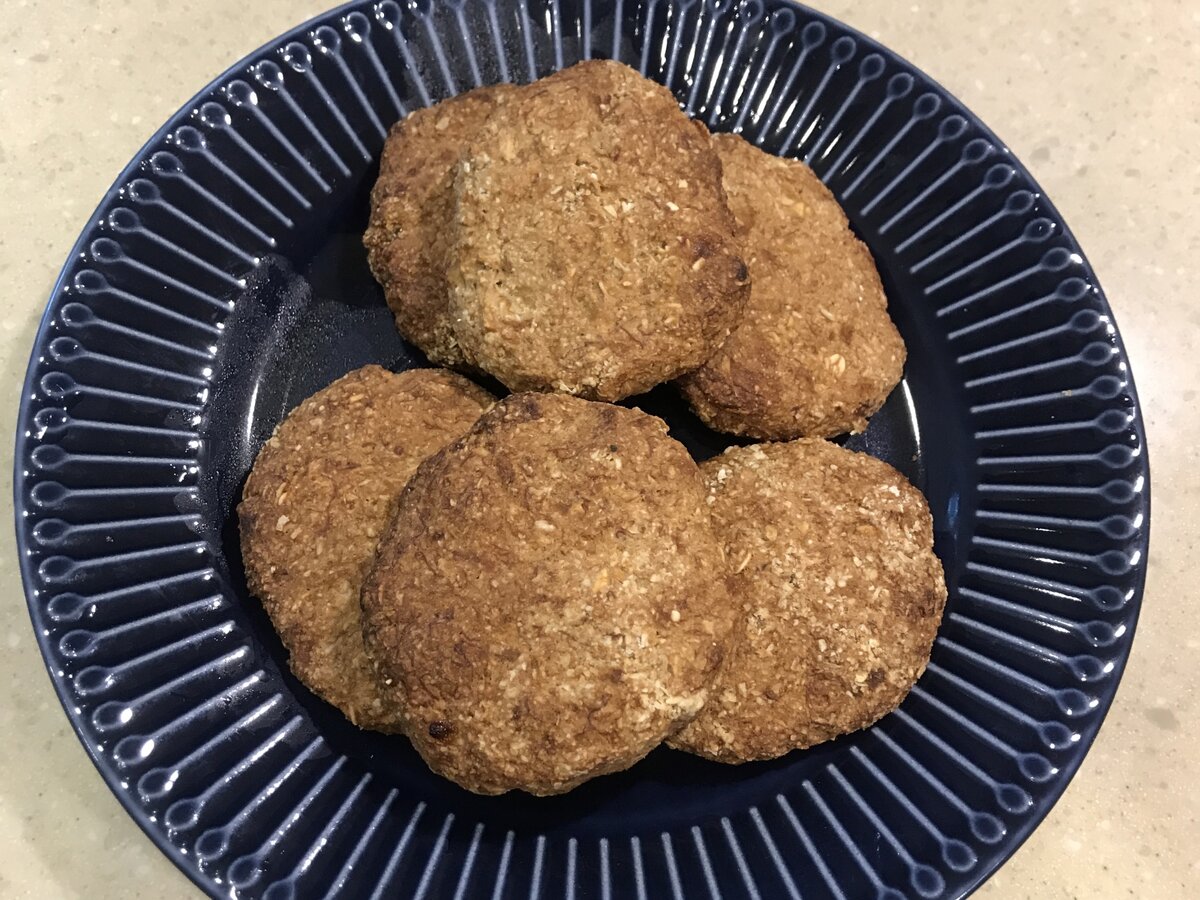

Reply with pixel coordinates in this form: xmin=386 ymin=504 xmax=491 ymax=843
xmin=14 ymin=1 xmax=1149 ymax=897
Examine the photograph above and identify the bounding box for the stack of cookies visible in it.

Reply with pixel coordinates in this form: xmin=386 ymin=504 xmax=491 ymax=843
xmin=238 ymin=61 xmax=946 ymax=796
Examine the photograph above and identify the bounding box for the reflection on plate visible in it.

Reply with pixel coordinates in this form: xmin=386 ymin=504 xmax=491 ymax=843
xmin=14 ymin=1 xmax=1148 ymax=898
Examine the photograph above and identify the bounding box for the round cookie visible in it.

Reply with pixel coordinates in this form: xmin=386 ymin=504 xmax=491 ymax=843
xmin=364 ymin=84 xmax=516 ymax=367
xmin=446 ymin=60 xmax=749 ymax=401
xmin=361 ymin=392 xmax=735 ymax=794
xmin=678 ymin=133 xmax=906 ymax=439
xmin=669 ymin=439 xmax=946 ymax=763
xmin=238 ymin=366 xmax=494 ymax=731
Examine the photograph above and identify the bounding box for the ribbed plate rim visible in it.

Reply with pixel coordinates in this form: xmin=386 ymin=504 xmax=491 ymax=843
xmin=12 ymin=2 xmax=1150 ymax=898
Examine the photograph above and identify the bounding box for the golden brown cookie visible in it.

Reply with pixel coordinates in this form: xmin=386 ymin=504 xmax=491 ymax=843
xmin=446 ymin=60 xmax=749 ymax=401
xmin=238 ymin=366 xmax=494 ymax=731
xmin=364 ymin=85 xmax=516 ymax=367
xmin=678 ymin=134 xmax=906 ymax=439
xmin=669 ymin=439 xmax=946 ymax=763
xmin=361 ymin=392 xmax=735 ymax=794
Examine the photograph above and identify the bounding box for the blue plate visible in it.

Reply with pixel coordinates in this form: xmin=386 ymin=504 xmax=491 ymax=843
xmin=14 ymin=1 xmax=1149 ymax=897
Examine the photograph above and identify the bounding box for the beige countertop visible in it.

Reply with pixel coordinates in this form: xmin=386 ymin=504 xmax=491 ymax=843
xmin=0 ymin=1 xmax=1195 ymax=897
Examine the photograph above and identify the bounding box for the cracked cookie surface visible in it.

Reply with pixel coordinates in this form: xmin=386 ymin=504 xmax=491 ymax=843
xmin=362 ymin=392 xmax=735 ymax=794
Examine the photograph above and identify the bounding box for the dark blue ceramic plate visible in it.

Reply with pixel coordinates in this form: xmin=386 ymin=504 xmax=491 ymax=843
xmin=14 ymin=1 xmax=1148 ymax=897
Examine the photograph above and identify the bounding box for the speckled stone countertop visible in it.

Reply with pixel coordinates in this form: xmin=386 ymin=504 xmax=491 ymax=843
xmin=0 ymin=1 xmax=1195 ymax=897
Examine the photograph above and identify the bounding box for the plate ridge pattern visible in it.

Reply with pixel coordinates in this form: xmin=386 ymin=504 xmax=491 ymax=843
xmin=13 ymin=1 xmax=1147 ymax=898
